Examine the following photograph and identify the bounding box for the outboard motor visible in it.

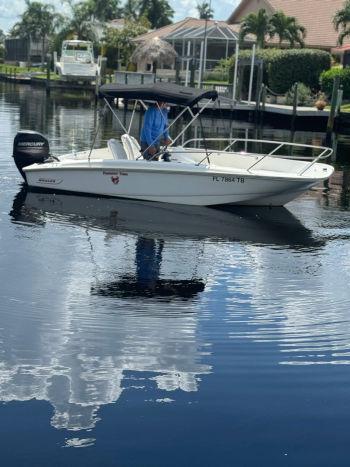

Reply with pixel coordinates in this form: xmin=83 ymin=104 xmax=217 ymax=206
xmin=13 ymin=130 xmax=50 ymax=181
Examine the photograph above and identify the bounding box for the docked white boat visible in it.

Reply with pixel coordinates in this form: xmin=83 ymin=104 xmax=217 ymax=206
xmin=13 ymin=83 xmax=334 ymax=207
xmin=54 ymin=40 xmax=99 ymax=82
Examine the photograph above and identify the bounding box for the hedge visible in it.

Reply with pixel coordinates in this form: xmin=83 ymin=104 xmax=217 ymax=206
xmin=320 ymin=67 xmax=350 ymax=99
xmin=229 ymin=48 xmax=331 ymax=94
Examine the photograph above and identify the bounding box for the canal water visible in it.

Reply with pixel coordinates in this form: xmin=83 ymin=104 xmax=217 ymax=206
xmin=0 ymin=82 xmax=350 ymax=466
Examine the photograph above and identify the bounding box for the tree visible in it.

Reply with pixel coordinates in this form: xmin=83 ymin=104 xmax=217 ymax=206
xmin=58 ymin=1 xmax=97 ymax=42
xmin=269 ymin=11 xmax=306 ymax=47
xmin=123 ymin=0 xmax=142 ymax=20
xmin=9 ymin=1 xmax=59 ymax=65
xmin=334 ymin=0 xmax=350 ymax=45
xmin=121 ymin=0 xmax=173 ymax=28
xmin=138 ymin=0 xmax=174 ymax=29
xmin=102 ymin=17 xmax=150 ymax=67
xmin=239 ymin=8 xmax=271 ymax=48
xmin=0 ymin=29 xmax=5 ymax=62
xmin=86 ymin=0 xmax=122 ymax=21
xmin=197 ymin=2 xmax=214 ymax=20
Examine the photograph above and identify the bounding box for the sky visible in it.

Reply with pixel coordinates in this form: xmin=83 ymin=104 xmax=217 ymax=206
xmin=0 ymin=0 xmax=240 ymax=33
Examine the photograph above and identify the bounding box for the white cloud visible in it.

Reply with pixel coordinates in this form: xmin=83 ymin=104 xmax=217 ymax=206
xmin=172 ymin=0 xmax=240 ymax=22
xmin=0 ymin=0 xmax=24 ymax=31
xmin=0 ymin=0 xmax=70 ymax=32
xmin=173 ymin=0 xmax=198 ymax=21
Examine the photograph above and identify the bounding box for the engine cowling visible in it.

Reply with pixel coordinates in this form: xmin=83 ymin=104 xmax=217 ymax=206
xmin=13 ymin=130 xmax=50 ymax=181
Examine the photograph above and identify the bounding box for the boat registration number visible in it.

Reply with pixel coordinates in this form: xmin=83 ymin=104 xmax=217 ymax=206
xmin=212 ymin=176 xmax=245 ymax=183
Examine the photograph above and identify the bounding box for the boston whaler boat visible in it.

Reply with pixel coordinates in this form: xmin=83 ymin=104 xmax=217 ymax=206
xmin=13 ymin=83 xmax=334 ymax=206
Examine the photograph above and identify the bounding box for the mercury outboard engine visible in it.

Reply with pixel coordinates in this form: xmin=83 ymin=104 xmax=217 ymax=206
xmin=13 ymin=130 xmax=50 ymax=181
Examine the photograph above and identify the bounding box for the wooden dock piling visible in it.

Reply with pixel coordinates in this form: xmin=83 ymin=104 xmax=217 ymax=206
xmin=190 ymin=59 xmax=195 ymax=88
xmin=175 ymin=59 xmax=181 ymax=84
xmin=46 ymin=54 xmax=51 ymax=94
xmin=291 ymin=82 xmax=299 ymax=131
xmin=327 ymin=76 xmax=341 ymax=134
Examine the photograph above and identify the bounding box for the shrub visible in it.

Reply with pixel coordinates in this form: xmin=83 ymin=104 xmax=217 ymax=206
xmin=268 ymin=49 xmax=331 ymax=93
xmin=228 ymin=48 xmax=277 ymax=84
xmin=285 ymin=83 xmax=314 ymax=106
xmin=229 ymin=48 xmax=331 ymax=94
xmin=205 ymin=58 xmax=231 ymax=82
xmin=205 ymin=69 xmax=229 ymax=82
xmin=320 ymin=67 xmax=350 ymax=99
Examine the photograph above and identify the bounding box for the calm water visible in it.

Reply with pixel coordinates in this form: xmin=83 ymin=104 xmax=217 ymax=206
xmin=1 ymin=82 xmax=350 ymax=466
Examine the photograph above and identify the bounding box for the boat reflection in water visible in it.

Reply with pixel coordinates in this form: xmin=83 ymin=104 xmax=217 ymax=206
xmin=11 ymin=187 xmax=323 ymax=301
xmin=12 ymin=187 xmax=321 ymax=249
xmin=4 ymin=189 xmax=323 ymax=440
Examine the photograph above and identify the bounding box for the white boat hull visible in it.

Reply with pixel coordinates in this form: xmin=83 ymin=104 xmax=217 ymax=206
xmin=24 ymin=156 xmax=331 ymax=207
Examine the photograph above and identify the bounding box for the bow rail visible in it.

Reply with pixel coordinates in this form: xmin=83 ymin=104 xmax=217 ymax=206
xmin=181 ymin=138 xmax=333 ymax=176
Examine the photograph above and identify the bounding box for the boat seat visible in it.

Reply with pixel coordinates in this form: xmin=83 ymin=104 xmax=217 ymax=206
xmin=107 ymin=139 xmax=128 ymax=160
xmin=121 ymin=134 xmax=142 ymax=160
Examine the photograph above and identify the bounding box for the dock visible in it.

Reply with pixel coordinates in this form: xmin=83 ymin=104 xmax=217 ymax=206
xmin=0 ymin=72 xmax=95 ymax=92
xmin=1 ymin=72 xmax=346 ymax=131
xmin=200 ymin=96 xmax=330 ymax=117
xmin=194 ymin=96 xmax=332 ymax=130
xmin=0 ymin=72 xmax=31 ymax=84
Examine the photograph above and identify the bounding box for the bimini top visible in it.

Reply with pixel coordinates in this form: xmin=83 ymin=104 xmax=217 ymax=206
xmin=99 ymin=82 xmax=218 ymax=107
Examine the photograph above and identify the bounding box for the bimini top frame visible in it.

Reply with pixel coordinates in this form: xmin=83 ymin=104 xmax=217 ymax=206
xmin=96 ymin=82 xmax=218 ymax=161
xmin=99 ymin=82 xmax=218 ymax=108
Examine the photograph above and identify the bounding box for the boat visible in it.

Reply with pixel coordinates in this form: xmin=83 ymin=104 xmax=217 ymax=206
xmin=12 ymin=83 xmax=334 ymax=207
xmin=54 ymin=40 xmax=99 ymax=82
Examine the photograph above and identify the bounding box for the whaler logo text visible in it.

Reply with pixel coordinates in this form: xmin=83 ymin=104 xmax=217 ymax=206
xmin=37 ymin=178 xmax=62 ymax=185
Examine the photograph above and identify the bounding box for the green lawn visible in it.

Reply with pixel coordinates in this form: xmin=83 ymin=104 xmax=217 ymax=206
xmin=325 ymin=102 xmax=350 ymax=113
xmin=0 ymin=64 xmax=44 ymax=73
xmin=340 ymin=103 xmax=350 ymax=112
xmin=0 ymin=64 xmax=60 ymax=80
xmin=203 ymin=80 xmax=229 ymax=85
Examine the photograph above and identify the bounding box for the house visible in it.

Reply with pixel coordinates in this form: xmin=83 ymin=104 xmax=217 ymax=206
xmin=133 ymin=17 xmax=254 ymax=71
xmin=227 ymin=0 xmax=350 ymax=50
xmin=107 ymin=18 xmax=125 ymax=30
xmin=5 ymin=37 xmax=48 ymax=65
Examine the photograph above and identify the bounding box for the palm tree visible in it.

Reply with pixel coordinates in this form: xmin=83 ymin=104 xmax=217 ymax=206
xmin=10 ymin=1 xmax=59 ymax=65
xmin=138 ymin=0 xmax=174 ymax=28
xmin=239 ymin=8 xmax=271 ymax=48
xmin=334 ymin=0 xmax=350 ymax=45
xmin=123 ymin=0 xmax=141 ymax=20
xmin=86 ymin=0 xmax=122 ymax=21
xmin=197 ymin=2 xmax=214 ymax=20
xmin=269 ymin=11 xmax=306 ymax=47
xmin=58 ymin=1 xmax=97 ymax=42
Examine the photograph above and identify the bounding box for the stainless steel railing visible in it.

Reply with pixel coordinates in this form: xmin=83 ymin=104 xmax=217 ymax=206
xmin=181 ymin=138 xmax=333 ymax=175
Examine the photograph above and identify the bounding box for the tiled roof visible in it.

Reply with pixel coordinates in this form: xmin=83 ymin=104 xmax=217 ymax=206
xmin=107 ymin=18 xmax=125 ymax=30
xmin=269 ymin=0 xmax=349 ymax=47
xmin=133 ymin=17 xmax=243 ymax=42
xmin=228 ymin=0 xmax=350 ymax=48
